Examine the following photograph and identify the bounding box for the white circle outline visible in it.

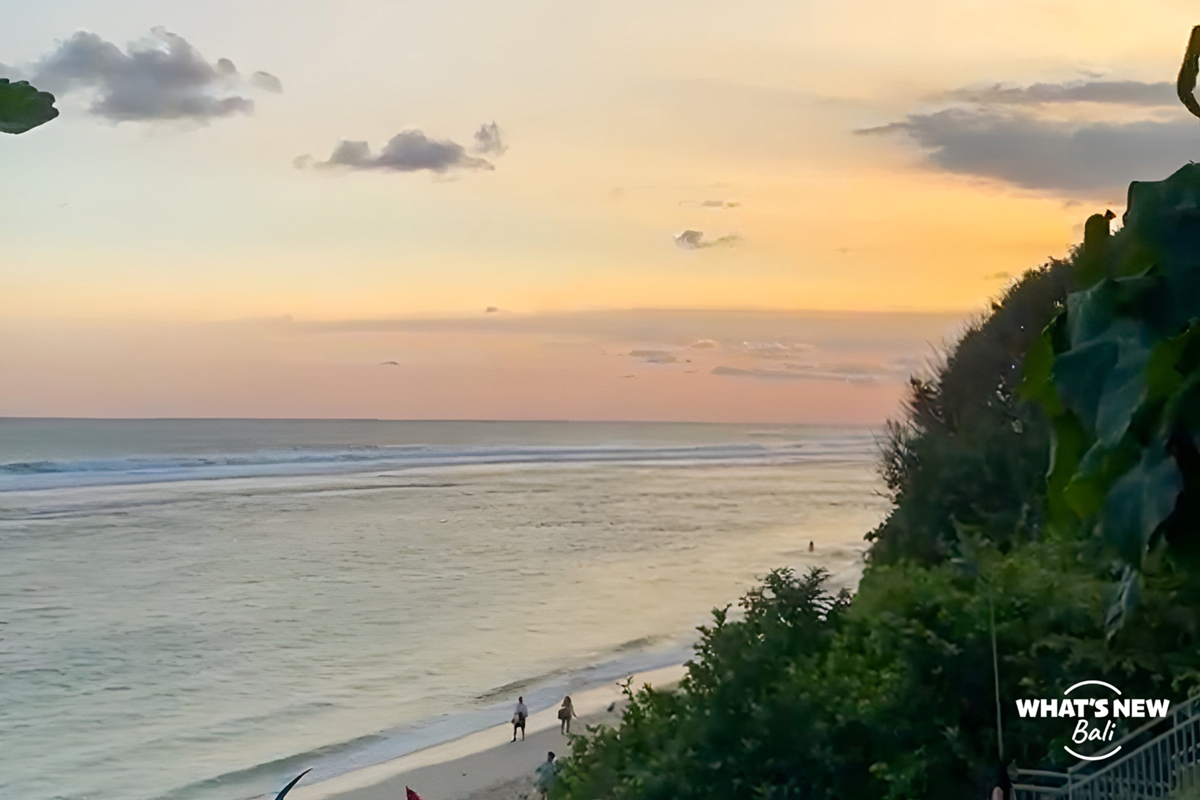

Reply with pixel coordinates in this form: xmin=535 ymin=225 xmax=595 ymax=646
xmin=1064 ymin=745 xmax=1122 ymax=761
xmin=1060 ymin=681 xmax=1123 ymax=760
xmin=1064 ymin=680 xmax=1122 ymax=695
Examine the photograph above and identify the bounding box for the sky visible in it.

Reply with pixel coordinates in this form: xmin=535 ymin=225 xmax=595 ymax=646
xmin=3 ymin=0 xmax=1200 ymax=422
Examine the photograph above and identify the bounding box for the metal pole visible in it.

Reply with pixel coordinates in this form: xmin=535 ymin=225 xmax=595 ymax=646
xmin=991 ymin=591 xmax=1004 ymax=762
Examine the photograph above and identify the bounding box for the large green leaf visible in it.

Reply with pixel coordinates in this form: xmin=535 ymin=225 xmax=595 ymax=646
xmin=1019 ymin=329 xmax=1060 ymax=413
xmin=1046 ymin=413 xmax=1087 ymax=532
xmin=1064 ymin=440 xmax=1138 ymax=520
xmin=1052 ymin=340 xmax=1118 ymax=432
xmin=0 ymin=78 xmax=58 ymax=135
xmin=1094 ymin=338 xmax=1154 ymax=447
xmin=1101 ymin=444 xmax=1183 ymax=564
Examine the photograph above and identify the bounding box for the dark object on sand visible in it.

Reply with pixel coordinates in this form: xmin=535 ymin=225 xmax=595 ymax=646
xmin=407 ymin=787 xmax=425 ymax=800
xmin=1179 ymin=26 xmax=1200 ymax=120
xmin=808 ymin=540 xmax=814 ymax=552
xmin=275 ymin=769 xmax=311 ymax=800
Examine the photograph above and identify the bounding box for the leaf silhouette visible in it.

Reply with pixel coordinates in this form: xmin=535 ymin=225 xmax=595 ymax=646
xmin=0 ymin=79 xmax=59 ymax=135
xmin=275 ymin=768 xmax=312 ymax=800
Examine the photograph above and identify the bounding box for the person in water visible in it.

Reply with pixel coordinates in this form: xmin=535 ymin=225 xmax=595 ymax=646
xmin=558 ymin=695 xmax=577 ymax=735
xmin=512 ymin=696 xmax=528 ymax=742
xmin=535 ymin=751 xmax=558 ymax=798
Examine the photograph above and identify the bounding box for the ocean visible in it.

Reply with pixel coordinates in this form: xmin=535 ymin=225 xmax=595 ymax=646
xmin=0 ymin=419 xmax=889 ymax=800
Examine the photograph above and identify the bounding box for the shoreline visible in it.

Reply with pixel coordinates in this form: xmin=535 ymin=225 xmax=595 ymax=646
xmin=292 ymin=665 xmax=687 ymax=800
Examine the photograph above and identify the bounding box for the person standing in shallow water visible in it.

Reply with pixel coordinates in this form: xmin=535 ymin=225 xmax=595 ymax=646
xmin=512 ymin=696 xmax=528 ymax=742
xmin=558 ymin=696 xmax=577 ymax=735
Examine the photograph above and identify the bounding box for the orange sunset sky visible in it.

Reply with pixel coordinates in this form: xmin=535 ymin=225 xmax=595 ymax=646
xmin=4 ymin=1 xmax=1199 ymax=421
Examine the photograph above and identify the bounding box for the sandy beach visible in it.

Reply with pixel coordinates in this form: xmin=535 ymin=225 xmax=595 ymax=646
xmin=295 ymin=665 xmax=686 ymax=800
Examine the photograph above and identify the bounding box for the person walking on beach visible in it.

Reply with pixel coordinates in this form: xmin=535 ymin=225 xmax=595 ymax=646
xmin=512 ymin=696 xmax=528 ymax=742
xmin=558 ymin=696 xmax=577 ymax=735
xmin=535 ymin=751 xmax=558 ymax=799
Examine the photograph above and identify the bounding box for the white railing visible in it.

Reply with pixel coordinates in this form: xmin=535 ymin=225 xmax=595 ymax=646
xmin=1013 ymin=697 xmax=1200 ymax=800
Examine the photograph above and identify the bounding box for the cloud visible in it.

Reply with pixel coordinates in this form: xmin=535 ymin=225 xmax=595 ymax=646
xmin=485 ymin=306 xmax=500 ymax=313
xmin=629 ymin=349 xmax=677 ymax=363
xmin=679 ymin=199 xmax=741 ymax=208
xmin=473 ymin=121 xmax=507 ymax=156
xmin=712 ymin=360 xmax=912 ymax=384
xmin=28 ymin=27 xmax=280 ymax=123
xmin=983 ymin=271 xmax=1011 ymax=280
xmin=737 ymin=341 xmax=815 ymax=360
xmin=936 ymin=79 xmax=1173 ymax=107
xmin=674 ymin=230 xmax=741 ymax=249
xmin=856 ymin=108 xmax=1200 ymax=194
xmin=298 ymin=128 xmax=498 ymax=174
xmin=250 ymin=71 xmax=283 ymax=93
xmin=288 ymin=309 xmax=967 ymax=361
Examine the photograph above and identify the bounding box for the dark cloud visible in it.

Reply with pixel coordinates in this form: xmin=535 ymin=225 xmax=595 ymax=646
xmin=473 ymin=121 xmax=507 ymax=155
xmin=983 ymin=271 xmax=1011 ymax=280
xmin=937 ymin=80 xmax=1173 ymax=107
xmin=674 ymin=229 xmax=741 ymax=249
xmin=856 ymin=108 xmax=1199 ymax=194
xmin=485 ymin=306 xmax=500 ymax=313
xmin=298 ymin=128 xmax=497 ymax=174
xmin=28 ymin=27 xmax=280 ymax=123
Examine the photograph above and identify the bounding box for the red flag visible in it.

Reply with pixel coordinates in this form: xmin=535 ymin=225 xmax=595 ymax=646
xmin=406 ymin=787 xmax=424 ymax=800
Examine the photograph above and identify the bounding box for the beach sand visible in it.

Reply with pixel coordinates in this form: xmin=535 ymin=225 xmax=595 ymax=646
xmin=297 ymin=665 xmax=684 ymax=800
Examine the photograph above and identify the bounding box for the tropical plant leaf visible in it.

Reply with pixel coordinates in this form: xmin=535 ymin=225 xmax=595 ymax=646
xmin=275 ymin=768 xmax=312 ymax=800
xmin=1101 ymin=444 xmax=1182 ymax=564
xmin=0 ymin=78 xmax=59 ymax=135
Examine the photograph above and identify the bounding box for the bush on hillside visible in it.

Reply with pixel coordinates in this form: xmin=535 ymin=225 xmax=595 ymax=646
xmin=555 ymin=542 xmax=1200 ymax=800
xmin=870 ymin=260 xmax=1072 ymax=565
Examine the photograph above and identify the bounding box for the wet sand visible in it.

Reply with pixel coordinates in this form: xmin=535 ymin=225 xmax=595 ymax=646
xmin=297 ymin=665 xmax=684 ymax=800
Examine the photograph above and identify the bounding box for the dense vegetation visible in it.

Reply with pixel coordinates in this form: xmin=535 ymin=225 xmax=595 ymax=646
xmin=553 ymin=167 xmax=1200 ymax=799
